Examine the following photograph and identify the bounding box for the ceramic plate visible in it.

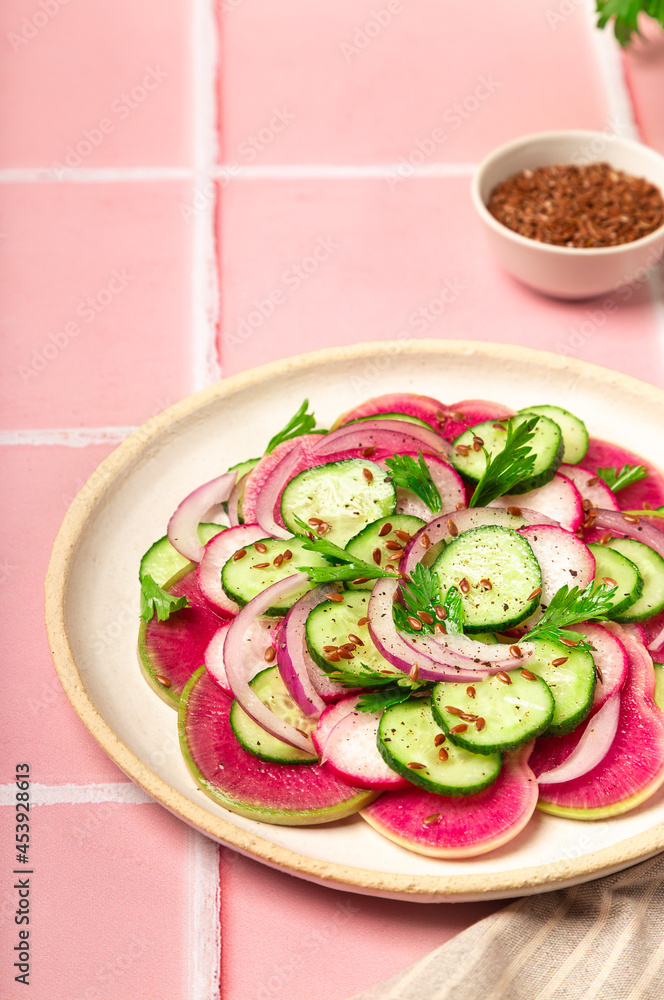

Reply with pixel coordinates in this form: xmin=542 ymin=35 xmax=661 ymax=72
xmin=46 ymin=339 xmax=664 ymax=903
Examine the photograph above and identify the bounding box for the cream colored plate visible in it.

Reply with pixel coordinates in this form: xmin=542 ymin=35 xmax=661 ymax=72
xmin=46 ymin=340 xmax=664 ymax=902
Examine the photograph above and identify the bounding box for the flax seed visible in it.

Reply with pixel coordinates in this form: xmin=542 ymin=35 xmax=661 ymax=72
xmin=434 ymin=733 xmax=446 ymax=746
xmin=582 ymin=515 xmax=596 ymax=530
xmin=264 ymin=646 xmax=276 ymax=663
xmin=255 ymin=542 xmax=268 ymax=553
xmin=283 ymin=549 xmax=293 ymax=561
xmin=326 ymin=652 xmax=341 ymax=662
xmin=308 ymin=517 xmax=323 ymax=526
xmin=407 ymin=615 xmax=423 ymax=631
xmin=424 ymin=813 xmax=441 ymax=824
xmin=253 ymin=562 xmax=270 ymax=569
xmin=409 ymin=664 xmax=420 ymax=681
xmin=323 ymin=645 xmax=338 ymax=652
xmin=449 ymin=723 xmax=468 ymax=733
xmin=598 ymin=533 xmax=612 ymax=546
xmin=438 ymin=748 xmax=449 ymax=762
xmin=233 ymin=548 xmax=247 ymax=561
xmin=459 ymin=712 xmax=477 ymax=723
xmin=419 ymin=533 xmax=431 ymax=549
xmin=362 ymin=446 xmax=376 ymax=458
xmin=352 ymin=577 xmax=371 ymax=584
xmin=362 ymin=468 xmax=374 ymax=483
xmin=339 ymin=649 xmax=355 ymax=660
xmin=385 ymin=540 xmax=402 ymax=551
xmin=316 ymin=522 xmax=329 ymax=535
xmin=528 ymin=587 xmax=542 ymax=600
xmin=407 ymin=762 xmax=426 ymax=770
xmin=417 ymin=611 xmax=434 ymax=624
xmin=348 ymin=633 xmax=364 ymax=646
xmin=456 ymin=444 xmax=471 ymax=457
xmin=378 ymin=522 xmax=392 ymax=537
xmin=445 ymin=706 xmax=462 ymax=715
xmin=357 ymin=616 xmax=369 ymax=626
xmin=507 ymin=506 xmax=522 ymax=517
xmin=466 ymin=686 xmax=476 ymax=699
xmin=475 ymin=717 xmax=486 ymax=731
xmin=372 ymin=547 xmax=382 ymax=565
xmin=622 ymin=513 xmax=640 ymax=524
xmin=602 ymin=577 xmax=617 ymax=587
xmin=450 ymin=410 xmax=467 ymax=421
xmin=493 ymin=422 xmax=507 ymax=431
xmin=586 ymin=476 xmax=599 ymax=486
xmin=455 ymin=502 xmax=467 ymax=510
xmin=496 ymin=671 xmax=512 ymax=685
xmin=520 ymin=669 xmax=537 ymax=681
xmin=156 ymin=675 xmax=171 ymax=687
xmin=434 ymin=622 xmax=447 ymax=634
xmin=459 ymin=578 xmax=470 ymax=594
xmin=387 ymin=552 xmax=403 ymax=562
xmin=273 ymin=553 xmax=284 ymax=567
xmin=559 ymin=636 xmax=579 ymax=647
xmin=447 ymin=519 xmax=459 ymax=537
xmin=434 ymin=606 xmax=447 ymax=619
xmin=328 ymin=593 xmax=344 ymax=602
xmin=509 ymin=645 xmax=522 ymax=658
xmin=480 ymin=578 xmax=492 ymax=590
xmin=551 ymin=656 xmax=569 ymax=667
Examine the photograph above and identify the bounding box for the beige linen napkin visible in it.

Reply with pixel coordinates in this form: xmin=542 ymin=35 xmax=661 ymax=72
xmin=348 ymin=853 xmax=664 ymax=1000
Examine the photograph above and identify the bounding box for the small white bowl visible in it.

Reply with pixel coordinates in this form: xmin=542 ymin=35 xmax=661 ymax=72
xmin=472 ymin=130 xmax=664 ymax=300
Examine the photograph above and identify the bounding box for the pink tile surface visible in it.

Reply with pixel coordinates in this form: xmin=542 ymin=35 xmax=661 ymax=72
xmin=218 ymin=176 xmax=664 ymax=387
xmin=0 ymin=0 xmax=192 ymax=167
xmin=220 ymin=0 xmax=609 ymax=165
xmin=0 ymin=182 xmax=194 ymax=429
xmin=2 ymin=445 xmax=131 ymax=785
xmin=0 ymin=803 xmax=188 ymax=999
xmin=220 ymin=849 xmax=504 ymax=1000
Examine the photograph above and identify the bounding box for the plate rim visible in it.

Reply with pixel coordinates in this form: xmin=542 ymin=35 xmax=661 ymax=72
xmin=45 ymin=338 xmax=664 ymax=900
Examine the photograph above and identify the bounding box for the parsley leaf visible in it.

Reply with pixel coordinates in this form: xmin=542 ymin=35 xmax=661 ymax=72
xmin=392 ymin=564 xmax=459 ymax=637
xmin=524 ymin=581 xmax=618 ymax=650
xmin=384 ymin=449 xmax=442 ymax=514
xmin=596 ymin=0 xmax=664 ymax=47
xmin=292 ymin=515 xmax=400 ymax=585
xmin=265 ymin=399 xmax=317 ymax=454
xmin=354 ymin=686 xmax=414 ymax=714
xmin=326 ymin=668 xmax=402 ymax=688
xmin=442 ymin=585 xmax=464 ymax=635
xmin=596 ymin=463 xmax=649 ymax=493
xmin=469 ymin=416 xmax=540 ymax=508
xmin=140 ymin=575 xmax=191 ymax=622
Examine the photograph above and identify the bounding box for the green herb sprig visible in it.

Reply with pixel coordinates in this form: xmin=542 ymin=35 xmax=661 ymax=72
xmin=265 ymin=399 xmax=317 ymax=454
xmin=384 ymin=449 xmax=442 ymax=514
xmin=596 ymin=463 xmax=649 ymax=493
xmin=596 ymin=0 xmax=664 ymax=47
xmin=140 ymin=575 xmax=191 ymax=622
xmin=524 ymin=581 xmax=618 ymax=650
xmin=292 ymin=515 xmax=400 ymax=585
xmin=392 ymin=565 xmax=463 ymax=636
xmin=469 ymin=416 xmax=540 ymax=508
xmin=354 ymin=685 xmax=417 ymax=714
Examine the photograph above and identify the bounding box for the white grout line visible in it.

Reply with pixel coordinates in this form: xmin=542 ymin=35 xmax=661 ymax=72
xmin=188 ymin=827 xmax=222 ymax=1000
xmin=0 ymin=426 xmax=136 ymax=446
xmin=214 ymin=162 xmax=478 ymax=179
xmin=0 ymin=166 xmax=194 ymax=183
xmin=583 ymin=0 xmax=639 ymax=141
xmin=0 ymin=782 xmax=152 ymax=805
xmin=191 ymin=0 xmax=223 ymax=392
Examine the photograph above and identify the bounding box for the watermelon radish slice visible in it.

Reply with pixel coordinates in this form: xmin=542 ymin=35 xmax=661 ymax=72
xmin=331 ymin=393 xmax=447 ymax=432
xmin=241 ymin=434 xmax=323 ymax=526
xmin=138 ymin=567 xmax=229 ymax=707
xmin=360 ymin=744 xmax=538 ymax=858
xmin=205 ymin=617 xmax=281 ymax=696
xmin=439 ymin=399 xmax=514 ymax=443
xmin=559 ymin=463 xmax=619 ymax=513
xmin=375 ymin=452 xmax=465 ymax=520
xmin=518 ymin=525 xmax=595 ymax=624
xmin=197 ymin=523 xmax=268 ymax=614
xmin=537 ymin=693 xmax=620 ymax=785
xmin=583 ymin=438 xmax=664 ymax=510
xmin=179 ymin=667 xmax=376 ymax=825
xmin=537 ymin=625 xmax=664 ymax=818
xmin=319 ymin=697 xmax=410 ymax=791
xmin=490 ymin=474 xmax=583 ymax=532
xmin=568 ymin=623 xmax=628 ymax=712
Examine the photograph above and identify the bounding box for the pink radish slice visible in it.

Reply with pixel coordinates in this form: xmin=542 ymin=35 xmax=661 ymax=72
xmin=333 ymin=392 xmax=447 ymax=432
xmin=223 ymin=573 xmax=316 ymax=751
xmin=205 ymin=617 xmax=281 ymax=696
xmin=311 ymin=419 xmax=447 ymax=459
xmin=361 ymin=744 xmax=538 ymax=858
xmin=197 ymin=523 xmax=268 ymax=614
xmin=312 ymin=697 xmax=359 ymax=754
xmin=643 ymin=609 xmax=664 ymax=653
xmin=518 ymin=525 xmax=595 ymax=622
xmin=241 ymin=434 xmax=323 ymax=526
xmin=276 ymin=587 xmax=338 ymax=717
xmin=490 ymin=474 xmax=583 ymax=532
xmin=138 ymin=567 xmax=229 ymax=706
xmin=323 ymin=705 xmax=410 ymax=790
xmin=440 ymin=399 xmax=514 ymax=443
xmin=568 ymin=623 xmax=628 ymax=711
xmin=621 ymin=622 xmax=647 ymax=646
xmin=584 ymin=437 xmax=664 ymax=510
xmin=401 ymin=506 xmax=558 ymax=579
xmin=375 ymin=452 xmax=465 ymax=520
xmin=537 ymin=625 xmax=664 ymax=816
xmin=537 ymin=693 xmax=621 ymax=785
xmin=368 ymin=578 xmax=533 ymax=681
xmin=167 ymin=472 xmax=237 ymax=563
xmin=559 ymin=463 xmax=620 ymax=512
xmin=180 ymin=668 xmax=375 ymax=824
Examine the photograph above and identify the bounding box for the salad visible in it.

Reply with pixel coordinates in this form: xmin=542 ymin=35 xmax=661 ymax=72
xmin=137 ymin=392 xmax=664 ymax=858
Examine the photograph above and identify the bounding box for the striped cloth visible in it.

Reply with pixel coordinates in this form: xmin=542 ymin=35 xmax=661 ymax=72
xmin=348 ymin=854 xmax=664 ymax=1000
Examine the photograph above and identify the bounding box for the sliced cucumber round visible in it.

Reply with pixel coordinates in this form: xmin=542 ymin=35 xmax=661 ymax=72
xmin=140 ymin=523 xmax=224 ymax=586
xmin=432 ymin=670 xmax=554 ymax=754
xmin=346 ymin=412 xmax=431 ymax=428
xmin=225 ymin=458 xmax=260 ymax=524
xmin=344 ymin=514 xmax=426 ymax=590
xmin=378 ymin=698 xmax=502 ymax=795
xmin=306 ymin=591 xmax=402 ymax=683
xmin=654 ymin=663 xmax=664 ymax=711
xmin=518 ymin=405 xmax=588 ymax=465
xmin=280 ymin=458 xmax=396 ymax=547
xmin=450 ymin=414 xmax=563 ymax=493
xmin=607 ymin=538 xmax=664 ymax=623
xmin=588 ymin=542 xmax=644 ymax=617
xmin=526 ymin=639 xmax=595 ymax=736
xmin=431 ymin=525 xmax=542 ymax=633
xmin=221 ymin=537 xmax=329 ymax=616
xmin=229 ymin=667 xmax=318 ymax=764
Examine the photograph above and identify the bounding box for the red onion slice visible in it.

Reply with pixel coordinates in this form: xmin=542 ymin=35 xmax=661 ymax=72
xmin=311 ymin=419 xmax=447 ymax=458
xmin=253 ymin=444 xmax=306 ymax=539
xmin=205 ymin=617 xmax=281 ymax=696
xmin=401 ymin=506 xmax=559 ymax=578
xmin=538 ymin=693 xmax=620 ymax=784
xmin=560 ymin=464 xmax=620 ymax=512
xmin=594 ymin=509 xmax=664 ymax=559
xmin=275 ymin=586 xmax=342 ymax=717
xmin=227 ymin=473 xmax=250 ymax=528
xmin=568 ymin=623 xmax=628 ymax=711
xmin=223 ymin=573 xmax=315 ymax=751
xmin=167 ymin=472 xmax=237 ymax=563
xmin=374 ymin=452 xmax=465 ymax=520
xmin=197 ymin=523 xmax=268 ymax=614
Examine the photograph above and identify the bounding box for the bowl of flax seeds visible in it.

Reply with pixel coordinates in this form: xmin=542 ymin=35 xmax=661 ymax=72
xmin=472 ymin=130 xmax=664 ymax=299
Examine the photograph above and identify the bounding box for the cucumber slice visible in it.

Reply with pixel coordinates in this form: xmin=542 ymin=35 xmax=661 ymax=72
xmin=431 ymin=525 xmax=542 ymax=632
xmin=140 ymin=523 xmax=225 ymax=586
xmin=378 ymin=698 xmax=502 ymax=795
xmin=280 ymin=458 xmax=396 ymax=546
xmin=346 ymin=412 xmax=431 ymax=428
xmin=221 ymin=537 xmax=329 ymax=616
xmin=229 ymin=667 xmax=318 ymax=764
xmin=588 ymin=542 xmax=644 ymax=616
xmin=344 ymin=514 xmax=426 ymax=590
xmin=450 ymin=415 xmax=563 ymax=493
xmin=518 ymin=405 xmax=588 ymax=465
xmin=654 ymin=663 xmax=664 ymax=710
xmin=526 ymin=639 xmax=596 ymax=735
xmin=432 ymin=670 xmax=554 ymax=754
xmin=607 ymin=538 xmax=664 ymax=623
xmin=226 ymin=458 xmax=260 ymax=524
xmin=306 ymin=591 xmax=403 ymax=683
